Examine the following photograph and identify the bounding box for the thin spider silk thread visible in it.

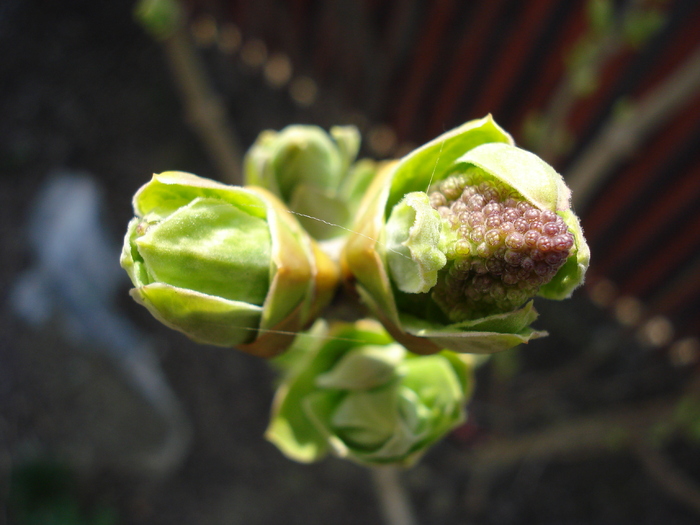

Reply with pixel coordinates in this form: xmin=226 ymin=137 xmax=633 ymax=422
xmin=226 ymin=205 xmax=399 ymax=344
xmin=281 ymin=209 xmax=412 ymax=261
xmin=230 ymin=141 xmax=448 ymax=345
xmin=235 ymin=325 xmax=378 ymax=345
xmin=426 ymin=138 xmax=445 ymax=193
xmin=279 ymin=136 xmax=447 ymax=263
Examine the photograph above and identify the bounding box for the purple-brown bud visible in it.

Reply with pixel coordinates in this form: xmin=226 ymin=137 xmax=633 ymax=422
xmin=428 ymin=170 xmax=575 ymax=321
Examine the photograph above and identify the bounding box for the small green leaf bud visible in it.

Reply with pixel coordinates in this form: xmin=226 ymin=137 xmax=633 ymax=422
xmin=133 ymin=0 xmax=181 ymax=40
xmin=121 ymin=171 xmax=339 ymax=357
xmin=266 ymin=320 xmax=475 ymax=466
xmin=245 ymin=124 xmax=374 ymax=240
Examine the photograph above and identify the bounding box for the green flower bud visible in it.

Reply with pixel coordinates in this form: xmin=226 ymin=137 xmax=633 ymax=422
xmin=245 ymin=125 xmax=376 ymax=240
xmin=266 ymin=320 xmax=474 ymax=466
xmin=120 ymin=171 xmax=339 ymax=357
xmin=342 ymin=116 xmax=590 ymax=355
xmin=133 ymin=0 xmax=181 ymax=40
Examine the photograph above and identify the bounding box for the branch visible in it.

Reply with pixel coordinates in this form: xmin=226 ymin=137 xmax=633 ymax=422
xmin=567 ymin=44 xmax=700 ymax=209
xmin=462 ymin=375 xmax=700 ymax=515
xmin=634 ymin=439 xmax=700 ymax=515
xmin=161 ymin=25 xmax=244 ymax=183
xmin=466 ymin=398 xmax=672 ymax=473
xmin=372 ymin=466 xmax=419 ymax=525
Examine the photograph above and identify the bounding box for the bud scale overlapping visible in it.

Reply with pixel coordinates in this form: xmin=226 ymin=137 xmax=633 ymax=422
xmin=342 ymin=115 xmax=589 ymax=356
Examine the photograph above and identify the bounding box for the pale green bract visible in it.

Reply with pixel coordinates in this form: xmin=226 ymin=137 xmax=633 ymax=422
xmin=385 ymin=192 xmax=446 ymax=294
xmin=266 ymin=320 xmax=474 ymax=466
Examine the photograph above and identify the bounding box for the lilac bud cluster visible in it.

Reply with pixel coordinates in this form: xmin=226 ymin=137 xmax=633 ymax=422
xmin=428 ymin=169 xmax=574 ymax=321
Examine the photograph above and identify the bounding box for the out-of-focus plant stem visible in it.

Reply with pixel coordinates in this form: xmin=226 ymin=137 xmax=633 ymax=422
xmin=537 ymin=32 xmax=621 ymax=163
xmin=567 ymin=44 xmax=700 ymax=209
xmin=161 ymin=23 xmax=243 ymax=183
xmin=533 ymin=0 xmax=668 ymax=164
xmin=634 ymin=438 xmax=700 ymax=515
xmin=463 ymin=373 xmax=700 ymax=515
xmin=372 ymin=466 xmax=419 ymax=525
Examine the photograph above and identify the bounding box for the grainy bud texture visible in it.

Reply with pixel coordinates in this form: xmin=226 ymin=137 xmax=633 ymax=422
xmin=427 ymin=168 xmax=575 ymax=321
xmin=342 ymin=116 xmax=589 ymax=355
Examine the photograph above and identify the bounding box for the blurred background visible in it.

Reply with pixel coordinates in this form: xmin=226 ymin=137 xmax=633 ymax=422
xmin=1 ymin=0 xmax=700 ymax=523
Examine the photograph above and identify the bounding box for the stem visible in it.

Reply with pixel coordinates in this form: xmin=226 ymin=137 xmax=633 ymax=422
xmin=567 ymin=44 xmax=700 ymax=209
xmin=372 ymin=466 xmax=419 ymax=525
xmin=634 ymin=439 xmax=700 ymax=515
xmin=161 ymin=24 xmax=244 ymax=183
xmin=462 ymin=375 xmax=700 ymax=517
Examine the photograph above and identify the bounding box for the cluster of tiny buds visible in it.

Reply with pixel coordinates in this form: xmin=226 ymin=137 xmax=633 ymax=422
xmin=427 ymin=170 xmax=575 ymax=321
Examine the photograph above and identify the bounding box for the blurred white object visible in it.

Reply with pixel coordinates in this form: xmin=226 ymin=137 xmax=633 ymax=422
xmin=14 ymin=172 xmax=123 ymax=327
xmin=11 ymin=170 xmax=191 ymax=474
